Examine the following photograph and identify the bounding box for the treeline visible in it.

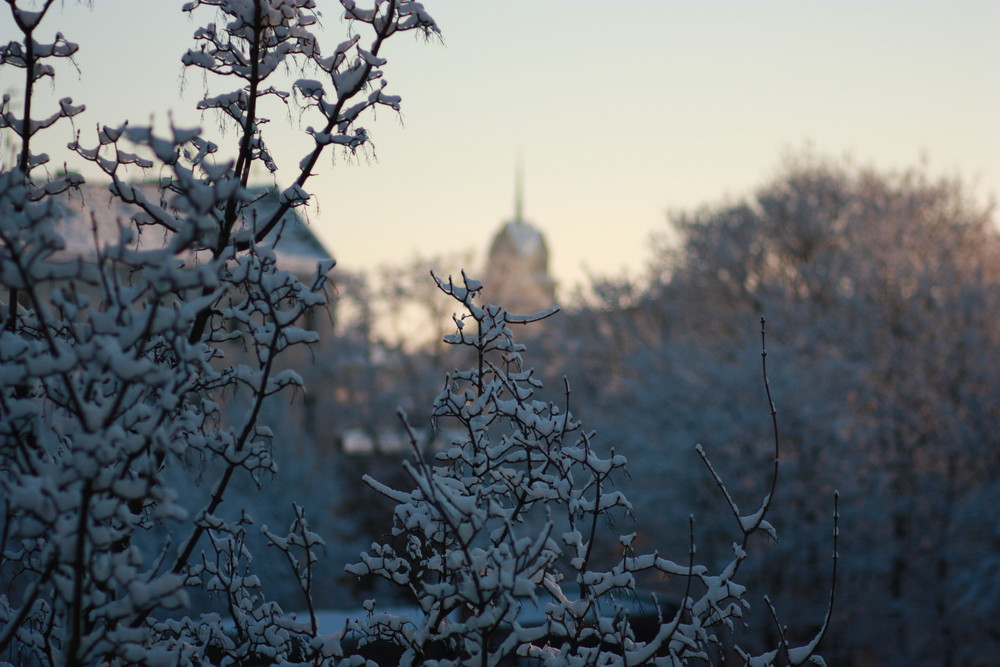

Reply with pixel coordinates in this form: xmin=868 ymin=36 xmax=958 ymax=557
xmin=304 ymin=155 xmax=999 ymax=665
xmin=539 ymin=155 xmax=1000 ymax=665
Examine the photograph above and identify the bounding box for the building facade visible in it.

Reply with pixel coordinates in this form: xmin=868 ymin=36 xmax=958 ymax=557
xmin=482 ymin=180 xmax=556 ymax=314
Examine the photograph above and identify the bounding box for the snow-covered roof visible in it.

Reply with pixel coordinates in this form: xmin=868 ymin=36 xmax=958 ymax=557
xmin=495 ymin=219 xmax=545 ymax=258
xmin=50 ymin=182 xmax=332 ymax=275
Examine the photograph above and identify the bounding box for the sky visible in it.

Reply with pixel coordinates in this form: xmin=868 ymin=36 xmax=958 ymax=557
xmin=3 ymin=0 xmax=999 ymax=293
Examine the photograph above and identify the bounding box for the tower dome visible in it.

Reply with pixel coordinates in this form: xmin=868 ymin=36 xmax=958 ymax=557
xmin=483 ymin=169 xmax=556 ymax=313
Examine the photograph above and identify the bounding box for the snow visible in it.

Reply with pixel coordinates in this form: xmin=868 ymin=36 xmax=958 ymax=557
xmin=0 ymin=0 xmax=834 ymax=662
xmin=341 ymin=272 xmax=817 ymax=665
xmin=254 ymin=605 xmax=426 ymax=637
xmin=502 ymin=219 xmax=544 ymax=257
xmin=49 ymin=183 xmax=332 ymax=276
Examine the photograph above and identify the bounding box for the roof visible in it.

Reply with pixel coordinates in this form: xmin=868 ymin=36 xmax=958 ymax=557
xmin=490 ymin=219 xmax=546 ymax=259
xmin=50 ymin=182 xmax=332 ymax=274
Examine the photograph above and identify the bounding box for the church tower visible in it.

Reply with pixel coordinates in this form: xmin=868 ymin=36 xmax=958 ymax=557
xmin=483 ymin=166 xmax=557 ymax=314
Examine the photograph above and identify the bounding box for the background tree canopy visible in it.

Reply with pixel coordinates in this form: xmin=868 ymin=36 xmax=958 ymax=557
xmin=547 ymin=155 xmax=1000 ymax=665
xmin=249 ymin=153 xmax=999 ymax=666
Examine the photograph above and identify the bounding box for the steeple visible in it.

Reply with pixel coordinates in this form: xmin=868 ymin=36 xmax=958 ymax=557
xmin=485 ymin=157 xmax=556 ymax=313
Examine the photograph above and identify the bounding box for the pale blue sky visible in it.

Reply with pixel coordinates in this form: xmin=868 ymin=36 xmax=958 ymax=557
xmin=3 ymin=0 xmax=998 ymax=291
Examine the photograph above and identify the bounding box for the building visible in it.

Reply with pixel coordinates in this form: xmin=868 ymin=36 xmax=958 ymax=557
xmin=45 ymin=181 xmax=343 ymax=442
xmin=51 ymin=182 xmax=331 ymax=274
xmin=482 ymin=175 xmax=557 ymax=314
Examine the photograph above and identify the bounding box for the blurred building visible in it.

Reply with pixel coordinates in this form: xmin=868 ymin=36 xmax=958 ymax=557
xmin=482 ymin=175 xmax=557 ymax=314
xmin=50 ymin=181 xmax=343 ymax=443
xmin=51 ymin=182 xmax=331 ymax=275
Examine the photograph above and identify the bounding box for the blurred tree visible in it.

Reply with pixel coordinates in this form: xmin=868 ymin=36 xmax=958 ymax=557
xmin=550 ymin=154 xmax=1000 ymax=665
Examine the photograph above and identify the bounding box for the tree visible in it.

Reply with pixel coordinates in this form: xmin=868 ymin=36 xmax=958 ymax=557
xmin=1 ymin=1 xmax=837 ymax=665
xmin=346 ymin=273 xmax=835 ymax=666
xmin=0 ymin=1 xmax=437 ymax=664
xmin=559 ymin=154 xmax=1000 ymax=665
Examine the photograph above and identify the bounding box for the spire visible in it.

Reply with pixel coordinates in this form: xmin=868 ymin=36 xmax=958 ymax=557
xmin=514 ymin=155 xmax=524 ymax=223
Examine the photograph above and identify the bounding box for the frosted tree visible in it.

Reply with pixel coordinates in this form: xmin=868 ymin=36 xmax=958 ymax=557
xmin=0 ymin=0 xmax=437 ymax=664
xmin=561 ymin=156 xmax=1000 ymax=664
xmin=2 ymin=1 xmax=840 ymax=664
xmin=347 ymin=273 xmax=837 ymax=666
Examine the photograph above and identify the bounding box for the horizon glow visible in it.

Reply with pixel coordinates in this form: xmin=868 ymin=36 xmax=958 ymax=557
xmin=2 ymin=0 xmax=998 ymax=293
